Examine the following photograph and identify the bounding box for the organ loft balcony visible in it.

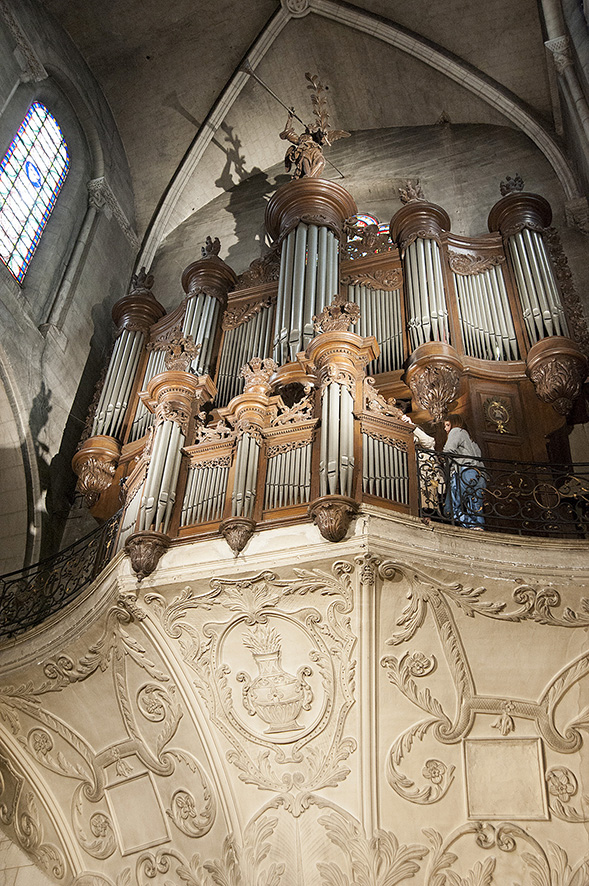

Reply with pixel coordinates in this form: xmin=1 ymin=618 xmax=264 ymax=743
xmin=2 ymin=175 xmax=588 ymax=636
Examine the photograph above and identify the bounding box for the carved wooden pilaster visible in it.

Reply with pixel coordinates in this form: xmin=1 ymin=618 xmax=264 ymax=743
xmin=141 ymin=371 xmax=216 ymax=435
xmin=526 ymin=337 xmax=588 ymax=416
xmin=389 ymin=201 xmax=451 ymax=254
xmin=404 ymin=342 xmax=463 ymax=422
xmin=72 ymin=435 xmax=121 ymax=508
xmin=265 ymin=178 xmax=357 ymax=243
xmin=487 ymin=192 xmax=552 ymax=238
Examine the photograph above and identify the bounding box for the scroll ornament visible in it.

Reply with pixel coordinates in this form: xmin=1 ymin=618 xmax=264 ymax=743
xmin=363 ymin=376 xmax=403 ymax=419
xmin=340 ymin=267 xmax=402 ymax=290
xmin=447 ymin=250 xmax=505 ymax=276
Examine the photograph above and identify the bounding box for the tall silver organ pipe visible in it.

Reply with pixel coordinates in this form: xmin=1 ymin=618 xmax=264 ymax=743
xmin=92 ymin=328 xmax=145 ymax=438
xmin=231 ymin=433 xmax=260 ymax=519
xmin=216 ymin=304 xmax=274 ymax=407
xmin=181 ymin=459 xmax=229 ymax=525
xmin=507 ymin=229 xmax=568 ymax=343
xmin=454 ymin=265 xmax=519 ymax=361
xmin=404 ymin=238 xmax=449 ymax=348
xmin=264 ymin=442 xmax=312 ymax=509
xmin=273 ymin=222 xmax=339 ymax=364
xmin=129 ymin=347 xmax=167 ymax=441
xmin=182 ymin=289 xmax=221 ymax=374
xmin=319 ymin=380 xmax=355 ymax=497
xmin=362 ymin=434 xmax=409 ymax=504
xmin=347 ymin=284 xmax=404 ymax=372
xmin=138 ymin=418 xmax=185 ymax=534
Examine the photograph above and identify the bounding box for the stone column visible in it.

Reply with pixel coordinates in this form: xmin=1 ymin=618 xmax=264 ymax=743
xmin=265 ymin=179 xmax=357 ymax=367
xmin=390 ymin=202 xmax=452 ymax=348
xmin=304 ymin=299 xmax=378 ymax=542
xmin=72 ymin=270 xmax=165 ymax=507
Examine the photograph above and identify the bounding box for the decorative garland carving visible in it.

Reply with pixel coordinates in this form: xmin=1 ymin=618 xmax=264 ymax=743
xmin=544 ymin=227 xmax=589 ymax=356
xmin=234 ymin=248 xmax=281 ymax=291
xmin=399 ymin=228 xmax=441 ymax=254
xmin=222 ymin=296 xmax=274 ymax=330
xmin=341 ymin=267 xmax=402 ymax=290
xmin=194 ymin=418 xmax=235 ymax=444
xmin=447 ymin=250 xmax=506 ymax=276
xmin=266 ymin=437 xmax=313 ymax=457
xmin=343 ymin=218 xmax=392 ymax=261
xmin=270 ymin=386 xmax=315 ymax=425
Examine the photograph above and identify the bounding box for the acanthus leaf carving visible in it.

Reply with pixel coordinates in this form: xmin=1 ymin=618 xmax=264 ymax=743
xmin=447 ymin=250 xmax=505 ymax=276
xmin=222 ymin=296 xmax=274 ymax=329
xmin=527 ymin=352 xmax=586 ymax=415
xmin=407 ymin=363 xmax=461 ymax=422
xmin=313 ymin=295 xmax=360 ymax=333
xmin=341 ymin=267 xmax=401 ymax=289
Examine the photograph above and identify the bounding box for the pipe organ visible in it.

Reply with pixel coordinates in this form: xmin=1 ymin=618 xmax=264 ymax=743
xmin=73 ymin=179 xmax=587 ymax=560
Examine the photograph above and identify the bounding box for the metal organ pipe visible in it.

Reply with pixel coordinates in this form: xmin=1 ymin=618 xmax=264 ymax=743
xmin=506 ymin=228 xmax=567 ymax=343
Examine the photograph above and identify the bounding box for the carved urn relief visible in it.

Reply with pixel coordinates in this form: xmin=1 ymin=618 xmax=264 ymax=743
xmin=238 ymin=624 xmax=313 ymax=733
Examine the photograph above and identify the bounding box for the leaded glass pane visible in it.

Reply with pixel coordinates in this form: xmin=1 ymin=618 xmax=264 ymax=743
xmin=0 ymin=102 xmax=69 ymax=283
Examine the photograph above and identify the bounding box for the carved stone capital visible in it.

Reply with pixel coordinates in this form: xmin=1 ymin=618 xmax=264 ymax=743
xmin=526 ymin=337 xmax=588 ymax=415
xmin=389 ymin=202 xmax=451 ymax=254
xmin=265 ymin=178 xmax=357 ymax=243
xmin=308 ymin=495 xmax=359 ymax=542
xmin=220 ymin=517 xmax=256 ymax=555
xmin=71 ymin=435 xmax=121 ymax=508
xmin=87 ymin=177 xmax=139 ymax=248
xmin=124 ymin=530 xmax=171 ymax=581
xmin=545 ymin=36 xmax=573 ymax=74
xmin=404 ymin=342 xmax=463 ymax=422
xmin=181 ymin=254 xmax=237 ymax=303
xmin=488 ymin=192 xmax=552 ymax=236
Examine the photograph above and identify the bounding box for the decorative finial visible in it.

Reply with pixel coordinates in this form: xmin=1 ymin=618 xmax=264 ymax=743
xmin=162 ymin=330 xmax=201 ymax=372
xmin=201 ymin=236 xmax=221 ymax=258
xmin=313 ymin=295 xmax=360 ymax=334
xmin=500 ymin=173 xmax=524 ymax=196
xmin=399 ymin=180 xmax=426 ymax=204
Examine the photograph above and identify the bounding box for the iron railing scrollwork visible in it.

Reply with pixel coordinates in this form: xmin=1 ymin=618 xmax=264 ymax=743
xmin=416 ymin=449 xmax=589 ymax=538
xmin=0 ymin=511 xmax=121 ymax=640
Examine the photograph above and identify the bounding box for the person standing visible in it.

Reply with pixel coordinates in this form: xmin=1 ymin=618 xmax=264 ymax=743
xmin=442 ymin=413 xmax=485 ymax=529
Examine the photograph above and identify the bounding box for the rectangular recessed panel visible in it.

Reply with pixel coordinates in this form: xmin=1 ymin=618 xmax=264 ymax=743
xmin=464 ymin=738 xmax=548 ymax=820
xmin=106 ymin=772 xmax=170 ymax=855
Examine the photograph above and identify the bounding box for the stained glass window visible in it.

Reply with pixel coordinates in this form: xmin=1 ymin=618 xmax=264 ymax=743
xmin=0 ymin=102 xmax=69 ymax=283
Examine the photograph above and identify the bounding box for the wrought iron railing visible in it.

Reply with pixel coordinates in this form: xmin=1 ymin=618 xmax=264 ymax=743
xmin=0 ymin=511 xmax=121 ymax=640
xmin=416 ymin=450 xmax=589 ymax=538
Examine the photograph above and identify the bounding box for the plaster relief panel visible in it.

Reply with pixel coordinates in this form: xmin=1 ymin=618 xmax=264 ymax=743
xmin=106 ymin=772 xmax=169 ymax=854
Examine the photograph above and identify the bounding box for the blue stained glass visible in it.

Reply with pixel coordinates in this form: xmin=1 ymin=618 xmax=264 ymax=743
xmin=0 ymin=102 xmax=69 ymax=283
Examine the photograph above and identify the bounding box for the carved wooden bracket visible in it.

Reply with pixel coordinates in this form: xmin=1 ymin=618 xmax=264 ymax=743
xmin=308 ymin=495 xmax=359 ymax=542
xmin=404 ymin=342 xmax=463 ymax=422
xmin=526 ymin=336 xmax=588 ymax=415
xmin=220 ymin=517 xmax=256 ymax=555
xmin=72 ymin=435 xmax=121 ymax=508
xmin=124 ymin=530 xmax=171 ymax=581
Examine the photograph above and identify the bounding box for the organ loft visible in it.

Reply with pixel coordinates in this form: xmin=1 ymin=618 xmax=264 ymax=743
xmin=1 ymin=7 xmax=589 ymax=886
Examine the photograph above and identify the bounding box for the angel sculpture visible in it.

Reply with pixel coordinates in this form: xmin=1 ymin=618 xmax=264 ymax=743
xmin=279 ymin=73 xmax=350 ymax=179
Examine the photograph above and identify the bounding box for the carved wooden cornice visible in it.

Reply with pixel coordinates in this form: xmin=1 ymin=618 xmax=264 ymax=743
xmin=264 ymin=178 xmax=357 ymax=243
xmin=72 ymin=435 xmax=121 ymax=508
xmin=340 ymin=267 xmax=403 ymax=291
xmin=180 ymin=254 xmax=237 ymax=302
xmin=404 ymin=342 xmax=463 ymax=422
xmin=222 ymin=296 xmax=274 ymax=331
xmin=304 ymin=331 xmax=379 ymax=395
xmin=487 ymin=192 xmax=552 ymax=237
xmin=526 ymin=336 xmax=588 ymax=416
xmin=389 ymin=202 xmax=451 ymax=256
xmin=447 ymin=250 xmax=506 ymax=276
xmin=142 ymin=371 xmax=216 ymax=435
xmin=111 ymin=287 xmax=166 ymax=334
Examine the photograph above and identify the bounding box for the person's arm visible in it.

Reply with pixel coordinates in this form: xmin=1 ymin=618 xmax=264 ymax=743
xmin=413 ymin=426 xmax=435 ymax=449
